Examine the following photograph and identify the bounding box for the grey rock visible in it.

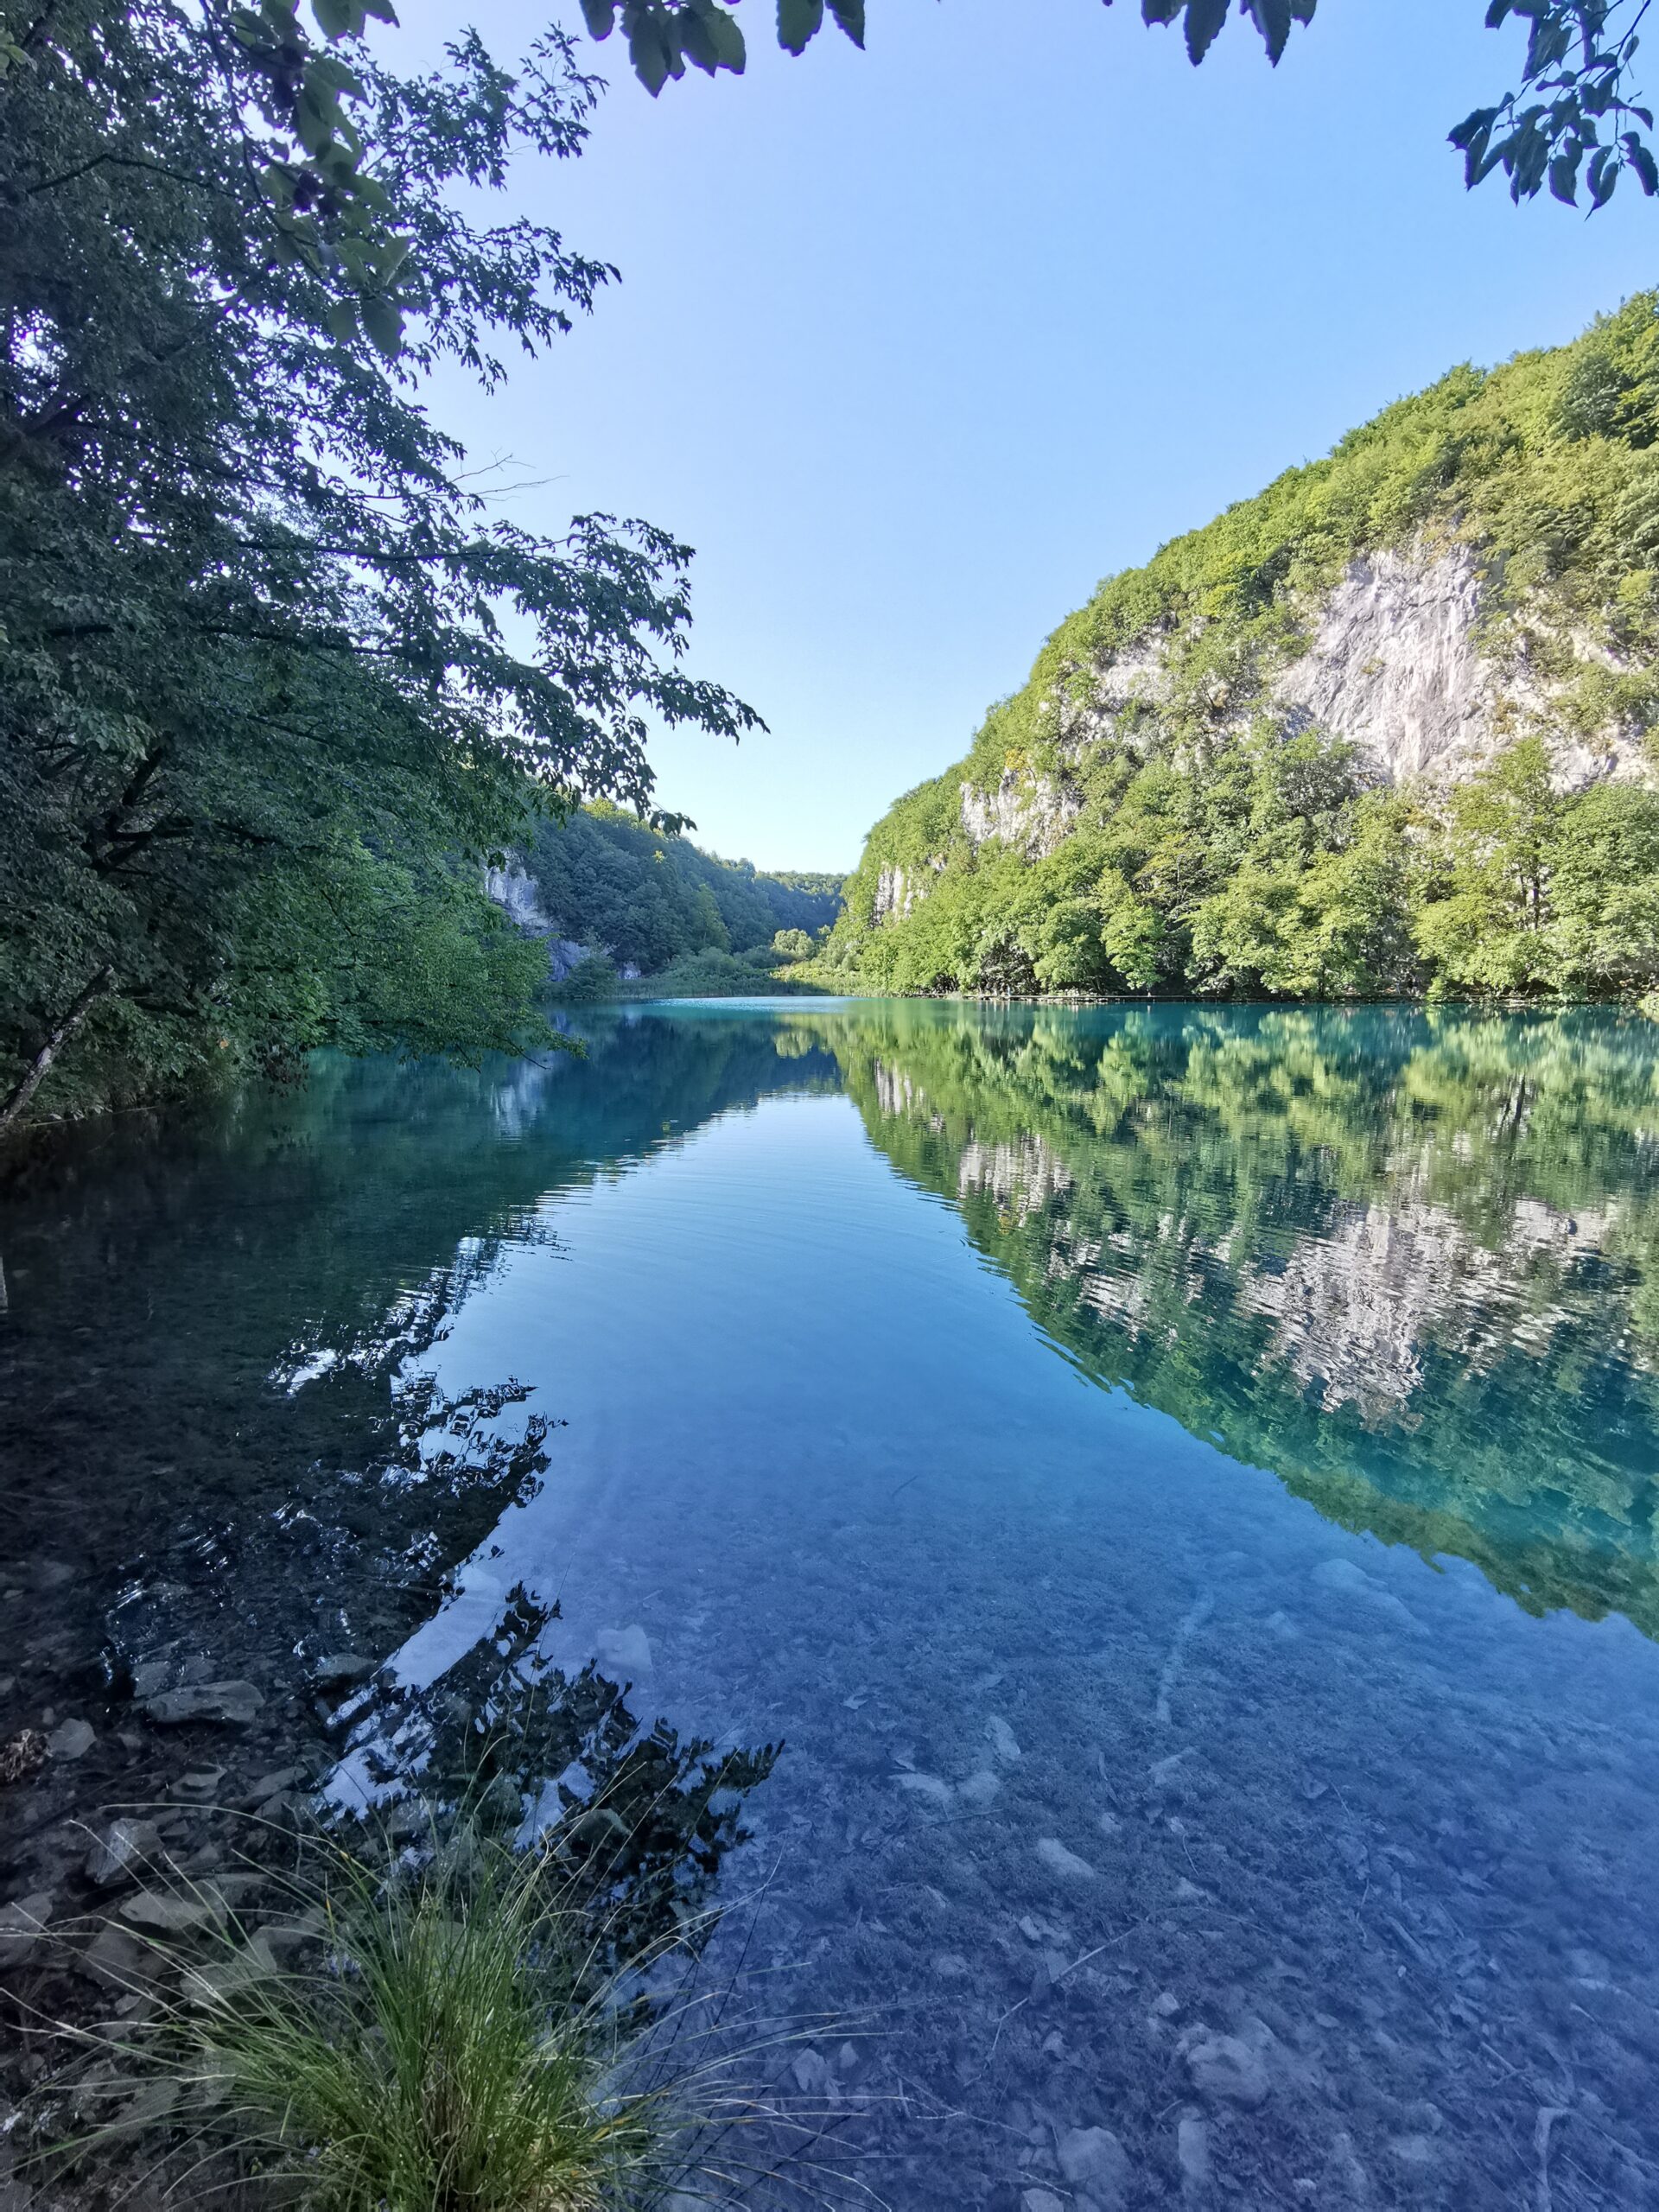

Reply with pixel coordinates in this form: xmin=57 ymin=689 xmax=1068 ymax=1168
xmin=893 ymin=1771 xmax=953 ymax=1807
xmin=1057 ymin=2125 xmax=1130 ymax=2201
xmin=1185 ymin=2031 xmax=1271 ymax=2109
xmin=118 ymin=1887 xmax=225 ymax=1935
xmin=175 ymin=1765 xmax=226 ymax=1797
xmin=130 ymin=1661 xmax=171 ymax=1700
xmin=1177 ymin=2116 xmax=1212 ymax=2191
xmin=121 ymin=2077 xmax=181 ymax=2128
xmin=0 ymin=1892 xmax=54 ymax=1970
xmin=1389 ymin=2134 xmax=1440 ymax=2168
xmin=1020 ymin=2193 xmax=1065 ymax=2212
xmin=238 ymin=1766 xmax=303 ymax=1808
xmin=986 ymin=1715 xmax=1022 ymax=1763
xmin=1036 ymin=1836 xmax=1096 ymax=1881
xmin=790 ymin=2047 xmax=835 ymax=2097
xmin=47 ymin=1718 xmax=93 ymax=1761
xmin=181 ymin=1932 xmax=280 ymax=2005
xmin=143 ymin=1681 xmax=263 ymax=1726
xmin=957 ymin=1768 xmax=1001 ymax=1808
xmin=79 ymin=1923 xmax=152 ymax=1993
xmin=1311 ymin=1557 xmax=1418 ymax=1629
xmin=311 ymin=1652 xmax=376 ymax=1690
xmin=85 ymin=1819 xmax=163 ymax=1890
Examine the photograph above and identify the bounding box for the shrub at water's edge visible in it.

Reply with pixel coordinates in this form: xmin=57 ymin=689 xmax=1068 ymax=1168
xmin=813 ymin=295 xmax=1659 ymax=1007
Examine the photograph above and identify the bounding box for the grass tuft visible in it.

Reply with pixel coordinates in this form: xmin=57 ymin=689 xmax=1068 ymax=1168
xmin=61 ymin=1824 xmax=715 ymax=2212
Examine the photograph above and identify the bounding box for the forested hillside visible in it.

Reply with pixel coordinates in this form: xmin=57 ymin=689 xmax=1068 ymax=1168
xmin=500 ymin=804 xmax=841 ymax=977
xmin=815 ymin=295 xmax=1659 ymax=1003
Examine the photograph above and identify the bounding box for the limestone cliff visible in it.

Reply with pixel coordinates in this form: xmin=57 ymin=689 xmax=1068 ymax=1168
xmin=824 ymin=297 xmax=1659 ymax=999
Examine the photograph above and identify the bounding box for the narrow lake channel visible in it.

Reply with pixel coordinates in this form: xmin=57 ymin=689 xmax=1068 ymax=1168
xmin=6 ymin=1000 xmax=1659 ymax=2208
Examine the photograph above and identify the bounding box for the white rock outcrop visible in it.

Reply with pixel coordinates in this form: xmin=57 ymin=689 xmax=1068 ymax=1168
xmin=934 ymin=538 xmax=1649 ymax=900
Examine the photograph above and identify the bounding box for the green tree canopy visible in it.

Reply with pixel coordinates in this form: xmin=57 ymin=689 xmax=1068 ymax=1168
xmin=0 ymin=3 xmax=760 ymax=1126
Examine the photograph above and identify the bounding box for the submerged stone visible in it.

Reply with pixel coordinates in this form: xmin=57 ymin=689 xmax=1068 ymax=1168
xmin=142 ymin=1681 xmax=263 ymax=1726
xmin=957 ymin=1767 xmax=1001 ymax=1807
xmin=593 ymin=1624 xmax=652 ymax=1681
xmin=893 ymin=1770 xmax=953 ymax=1806
xmin=987 ymin=1715 xmax=1022 ymax=1762
xmin=1036 ymin=1836 xmax=1096 ymax=1880
xmin=1057 ymin=2125 xmax=1130 ymax=2201
xmin=1185 ymin=2031 xmax=1271 ymax=2109
xmin=1178 ymin=2115 xmax=1212 ymax=2190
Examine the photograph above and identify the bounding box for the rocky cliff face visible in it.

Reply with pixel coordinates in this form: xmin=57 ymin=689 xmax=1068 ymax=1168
xmin=952 ymin=539 xmax=1641 ymax=864
xmin=482 ymin=861 xmax=596 ymax=983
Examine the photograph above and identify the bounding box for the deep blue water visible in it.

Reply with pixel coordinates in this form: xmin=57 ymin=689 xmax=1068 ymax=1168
xmin=7 ymin=998 xmax=1659 ymax=2207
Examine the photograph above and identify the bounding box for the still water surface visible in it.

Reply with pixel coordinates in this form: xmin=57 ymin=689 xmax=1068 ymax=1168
xmin=7 ymin=1000 xmax=1659 ymax=2207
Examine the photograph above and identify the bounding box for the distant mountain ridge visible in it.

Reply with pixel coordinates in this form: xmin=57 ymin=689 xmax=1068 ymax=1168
xmin=814 ymin=294 xmax=1659 ymax=1003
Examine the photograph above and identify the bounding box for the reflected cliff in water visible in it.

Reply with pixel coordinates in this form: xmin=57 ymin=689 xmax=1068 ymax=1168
xmin=791 ymin=1001 xmax=1659 ymax=1640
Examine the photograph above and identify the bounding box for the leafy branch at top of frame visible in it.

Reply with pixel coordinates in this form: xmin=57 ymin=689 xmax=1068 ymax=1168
xmin=1452 ymin=1 xmax=1658 ymax=208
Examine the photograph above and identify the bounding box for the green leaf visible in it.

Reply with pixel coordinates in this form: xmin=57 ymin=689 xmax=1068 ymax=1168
xmin=828 ymin=0 xmax=865 ymax=46
xmin=293 ymin=91 xmax=334 ymax=156
xmin=707 ymin=9 xmax=747 ymax=69
xmin=580 ymin=0 xmax=617 ymax=36
xmin=325 ymin=298 xmax=359 ymax=343
xmin=778 ymin=0 xmax=824 ymax=56
xmin=1549 ymin=143 xmax=1583 ymax=201
xmin=260 ymin=161 xmax=297 ymax=207
xmin=359 ymin=296 xmax=404 ymax=357
xmin=373 ymin=233 xmax=414 ymax=282
xmin=1183 ymin=0 xmax=1230 ymax=64
xmin=310 ymin=0 xmax=356 ymax=38
xmin=1243 ymin=0 xmax=1293 ymax=64
xmin=677 ymin=10 xmax=721 ymax=73
xmin=628 ymin=16 xmax=672 ymax=93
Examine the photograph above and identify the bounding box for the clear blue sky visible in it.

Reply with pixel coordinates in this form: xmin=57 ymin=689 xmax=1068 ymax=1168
xmin=399 ymin=0 xmax=1657 ymax=874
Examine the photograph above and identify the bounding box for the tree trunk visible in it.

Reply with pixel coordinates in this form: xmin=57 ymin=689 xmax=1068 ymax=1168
xmin=0 ymin=965 xmax=114 ymax=1134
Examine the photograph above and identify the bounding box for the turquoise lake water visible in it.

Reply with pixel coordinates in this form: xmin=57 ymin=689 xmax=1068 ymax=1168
xmin=6 ymin=998 xmax=1659 ymax=2206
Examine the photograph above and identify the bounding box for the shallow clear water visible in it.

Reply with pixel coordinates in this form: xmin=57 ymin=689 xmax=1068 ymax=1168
xmin=8 ymin=999 xmax=1659 ymax=2206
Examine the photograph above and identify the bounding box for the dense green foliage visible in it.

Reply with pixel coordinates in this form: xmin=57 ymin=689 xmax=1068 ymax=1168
xmin=816 ymin=296 xmax=1659 ymax=1006
xmin=0 ymin=3 xmax=754 ymax=1130
xmin=518 ymin=803 xmax=840 ymax=977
